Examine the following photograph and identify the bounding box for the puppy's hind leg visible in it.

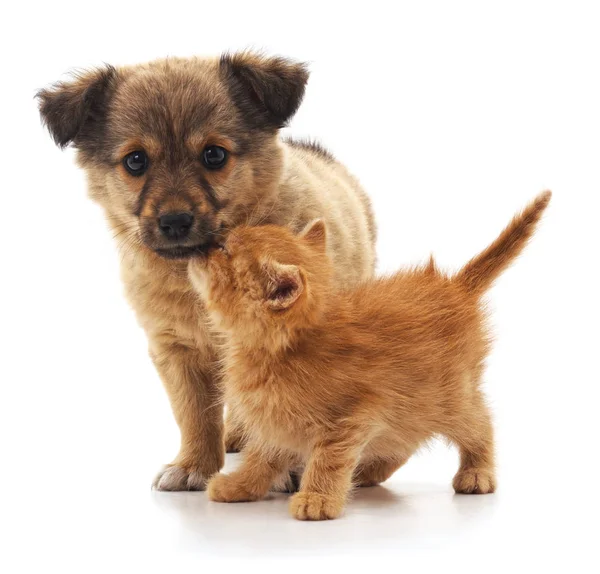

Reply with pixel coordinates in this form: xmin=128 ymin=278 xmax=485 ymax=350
xmin=224 ymin=406 xmax=247 ymax=453
xmin=449 ymin=391 xmax=496 ymax=494
xmin=271 ymin=466 xmax=303 ymax=493
xmin=353 ymin=456 xmax=409 ymax=487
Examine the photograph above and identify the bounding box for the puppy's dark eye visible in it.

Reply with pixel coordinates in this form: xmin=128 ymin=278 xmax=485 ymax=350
xmin=202 ymin=145 xmax=228 ymax=170
xmin=123 ymin=151 xmax=148 ymax=176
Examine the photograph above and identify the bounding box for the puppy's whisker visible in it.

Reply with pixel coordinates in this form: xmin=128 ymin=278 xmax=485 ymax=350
xmin=252 ymin=199 xmax=277 ymax=227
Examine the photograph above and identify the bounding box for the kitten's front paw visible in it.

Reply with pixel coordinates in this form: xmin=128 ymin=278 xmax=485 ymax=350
xmin=153 ymin=464 xmax=209 ymax=491
xmin=453 ymin=468 xmax=496 ymax=494
xmin=289 ymin=492 xmax=344 ymax=520
xmin=207 ymin=473 xmax=262 ymax=502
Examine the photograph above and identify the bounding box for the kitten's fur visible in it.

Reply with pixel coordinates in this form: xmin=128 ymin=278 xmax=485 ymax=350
xmin=188 ymin=192 xmax=551 ymax=520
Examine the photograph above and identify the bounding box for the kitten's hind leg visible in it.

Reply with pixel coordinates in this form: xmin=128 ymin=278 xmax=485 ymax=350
xmin=449 ymin=392 xmax=496 ymax=494
xmin=353 ymin=456 xmax=408 ymax=487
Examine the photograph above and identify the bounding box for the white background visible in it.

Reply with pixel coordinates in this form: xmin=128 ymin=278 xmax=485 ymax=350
xmin=1 ymin=1 xmax=599 ymax=572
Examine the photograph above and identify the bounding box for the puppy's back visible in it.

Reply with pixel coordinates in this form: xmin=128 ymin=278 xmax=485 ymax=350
xmin=276 ymin=139 xmax=376 ymax=285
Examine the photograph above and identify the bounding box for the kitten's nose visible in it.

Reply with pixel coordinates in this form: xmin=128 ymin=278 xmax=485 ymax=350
xmin=158 ymin=212 xmax=194 ymax=240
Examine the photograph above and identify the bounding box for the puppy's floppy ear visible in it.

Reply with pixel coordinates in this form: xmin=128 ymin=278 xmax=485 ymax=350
xmin=262 ymin=260 xmax=305 ymax=310
xmin=299 ymin=219 xmax=327 ymax=250
xmin=37 ymin=65 xmax=117 ymax=149
xmin=220 ymin=52 xmax=309 ymax=130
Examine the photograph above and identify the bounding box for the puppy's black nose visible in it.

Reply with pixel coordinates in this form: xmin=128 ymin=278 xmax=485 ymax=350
xmin=158 ymin=212 xmax=194 ymax=240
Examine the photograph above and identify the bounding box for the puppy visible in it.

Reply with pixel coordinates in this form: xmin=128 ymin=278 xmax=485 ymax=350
xmin=38 ymin=53 xmax=376 ymax=490
xmin=188 ymin=192 xmax=551 ymax=520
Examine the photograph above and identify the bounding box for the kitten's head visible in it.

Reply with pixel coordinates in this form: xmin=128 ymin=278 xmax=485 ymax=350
xmin=188 ymin=220 xmax=330 ymax=349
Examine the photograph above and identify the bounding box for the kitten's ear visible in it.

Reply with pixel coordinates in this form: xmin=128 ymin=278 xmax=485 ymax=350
xmin=37 ymin=65 xmax=117 ymax=149
xmin=220 ymin=52 xmax=309 ymax=129
xmin=263 ymin=261 xmax=304 ymax=310
xmin=299 ymin=219 xmax=327 ymax=250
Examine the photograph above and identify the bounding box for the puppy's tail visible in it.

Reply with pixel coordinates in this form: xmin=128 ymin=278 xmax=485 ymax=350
xmin=455 ymin=191 xmax=551 ymax=295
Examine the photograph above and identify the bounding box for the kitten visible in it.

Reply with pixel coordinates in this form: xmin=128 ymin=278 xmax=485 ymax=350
xmin=188 ymin=192 xmax=551 ymax=520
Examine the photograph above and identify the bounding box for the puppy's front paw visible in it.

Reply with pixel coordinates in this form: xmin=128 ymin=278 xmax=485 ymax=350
xmin=152 ymin=464 xmax=208 ymax=491
xmin=207 ymin=473 xmax=262 ymax=502
xmin=453 ymin=468 xmax=496 ymax=494
xmin=289 ymin=492 xmax=344 ymax=521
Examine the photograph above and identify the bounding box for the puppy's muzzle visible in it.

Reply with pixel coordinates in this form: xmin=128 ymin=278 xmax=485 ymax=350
xmin=158 ymin=212 xmax=194 ymax=240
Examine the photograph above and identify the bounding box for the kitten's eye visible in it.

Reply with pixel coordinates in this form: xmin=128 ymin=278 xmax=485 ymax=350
xmin=123 ymin=151 xmax=148 ymax=176
xmin=202 ymin=145 xmax=228 ymax=169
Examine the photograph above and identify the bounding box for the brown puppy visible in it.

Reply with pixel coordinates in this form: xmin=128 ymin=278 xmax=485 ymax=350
xmin=188 ymin=192 xmax=551 ymax=520
xmin=38 ymin=53 xmax=375 ymax=490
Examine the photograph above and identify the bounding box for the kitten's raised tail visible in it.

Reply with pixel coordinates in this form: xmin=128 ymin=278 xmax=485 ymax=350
xmin=456 ymin=191 xmax=551 ymax=294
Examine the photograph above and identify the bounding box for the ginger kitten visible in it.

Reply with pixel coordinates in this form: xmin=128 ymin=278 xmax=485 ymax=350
xmin=188 ymin=192 xmax=551 ymax=520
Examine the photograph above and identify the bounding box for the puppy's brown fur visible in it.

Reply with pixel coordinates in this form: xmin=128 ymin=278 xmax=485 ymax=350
xmin=38 ymin=53 xmax=375 ymax=490
xmin=188 ymin=192 xmax=551 ymax=520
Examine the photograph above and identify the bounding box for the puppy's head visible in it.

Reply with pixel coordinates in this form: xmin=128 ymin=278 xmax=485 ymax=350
xmin=38 ymin=53 xmax=308 ymax=259
xmin=188 ymin=220 xmax=330 ymax=349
